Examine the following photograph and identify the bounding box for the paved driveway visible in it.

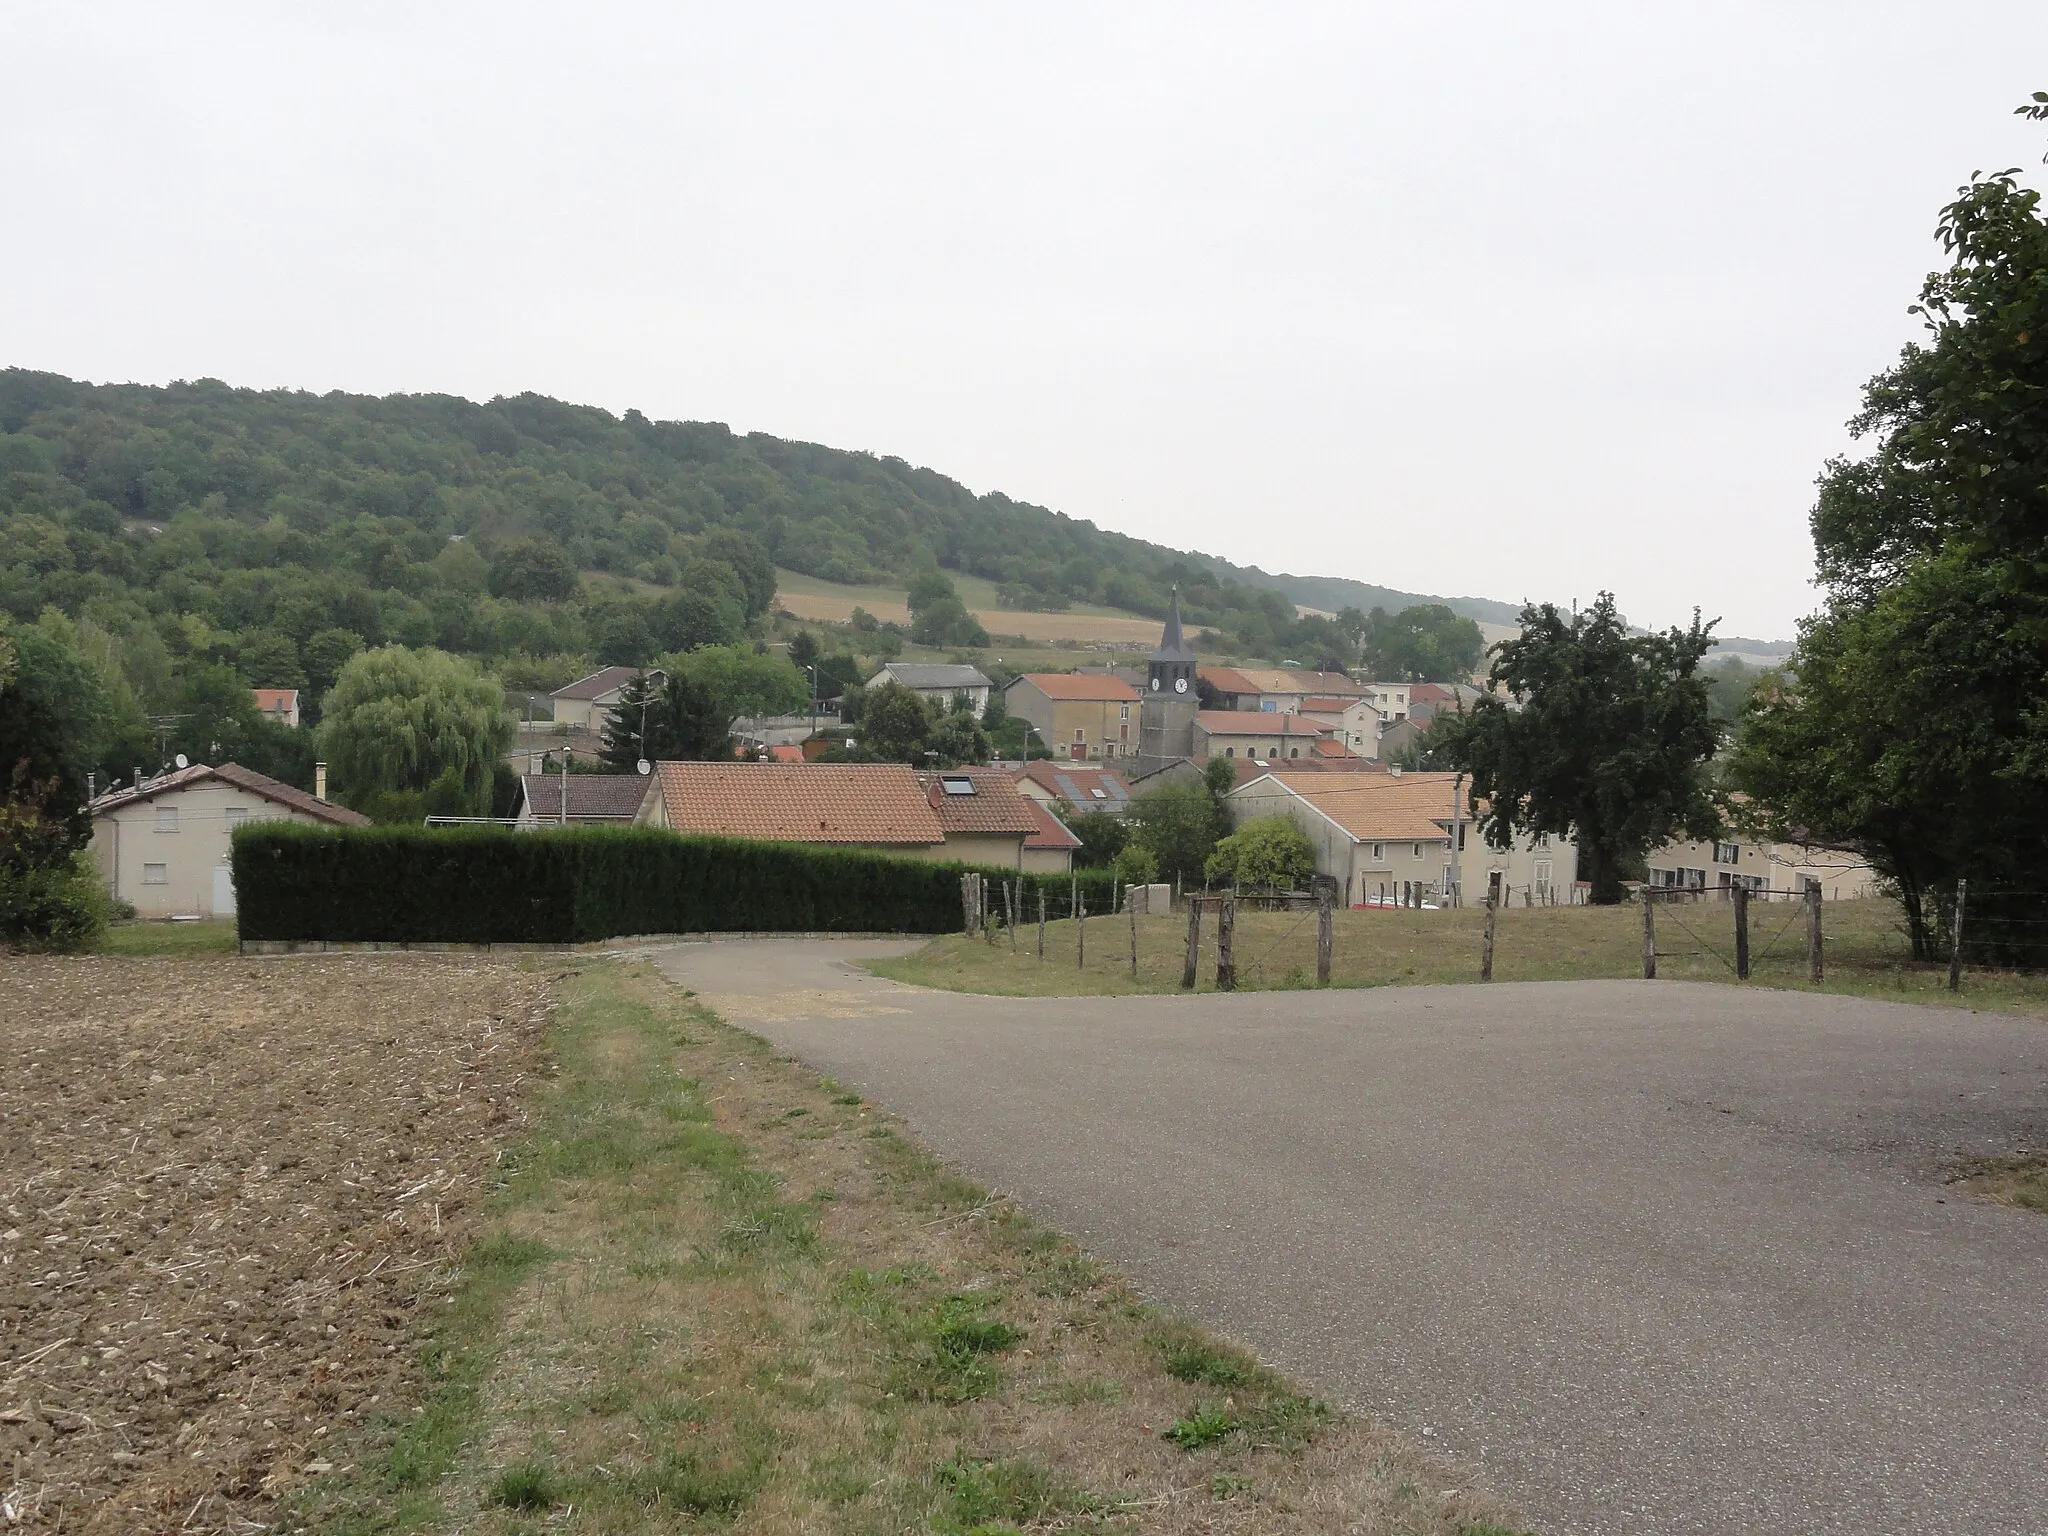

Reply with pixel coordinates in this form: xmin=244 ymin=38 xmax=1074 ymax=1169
xmin=650 ymin=939 xmax=2048 ymax=1536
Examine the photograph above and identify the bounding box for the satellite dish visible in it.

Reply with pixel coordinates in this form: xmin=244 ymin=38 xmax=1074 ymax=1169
xmin=174 ymin=753 xmax=189 ymax=770
xmin=636 ymin=758 xmax=651 ymax=776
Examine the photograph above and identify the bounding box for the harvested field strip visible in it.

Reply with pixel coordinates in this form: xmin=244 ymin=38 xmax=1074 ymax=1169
xmin=301 ymin=959 xmax=1527 ymax=1534
xmin=874 ymin=897 xmax=2048 ymax=1014
xmin=0 ymin=956 xmax=553 ymax=1534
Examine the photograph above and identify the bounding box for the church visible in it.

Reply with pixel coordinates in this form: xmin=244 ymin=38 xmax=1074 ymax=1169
xmin=1135 ymin=588 xmax=1199 ymax=776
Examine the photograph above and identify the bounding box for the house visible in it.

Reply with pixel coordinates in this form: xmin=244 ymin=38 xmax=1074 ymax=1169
xmin=252 ymin=688 xmax=300 ymax=729
xmin=1010 ymin=761 xmax=1133 ymax=817
xmin=1376 ymin=716 xmax=1430 ymax=763
xmin=1296 ymin=697 xmax=1383 ymax=758
xmin=913 ymin=767 xmax=1042 ymax=867
xmin=1408 ymin=682 xmax=1481 ymax=721
xmin=1644 ymin=823 xmax=1880 ymax=901
xmin=646 ymin=760 xmax=1038 ymax=866
xmin=1003 ymin=673 xmax=1143 ymax=763
xmin=864 ymin=663 xmax=993 ymax=715
xmin=1193 ymin=710 xmax=1336 ymax=764
xmin=551 ymin=666 xmax=664 ymax=733
xmin=1020 ymin=797 xmax=1082 ymax=873
xmin=88 ymin=761 xmax=368 ymax=919
xmin=1196 ymin=667 xmax=1265 ymax=711
xmin=1363 ymin=682 xmax=1413 ymax=723
xmin=514 ymin=772 xmax=662 ymax=827
xmin=1224 ymin=769 xmax=1576 ymax=906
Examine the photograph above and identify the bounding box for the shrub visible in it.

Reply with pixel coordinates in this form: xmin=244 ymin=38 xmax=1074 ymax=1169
xmin=0 ymin=853 xmax=114 ymax=953
xmin=230 ymin=823 xmax=1122 ymax=944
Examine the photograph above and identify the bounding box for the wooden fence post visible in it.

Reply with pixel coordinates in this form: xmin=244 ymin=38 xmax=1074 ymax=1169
xmin=1481 ymin=869 xmax=1500 ymax=981
xmin=1216 ymin=896 xmax=1236 ymax=991
xmin=1806 ymin=882 xmax=1824 ymax=983
xmin=1641 ymin=889 xmax=1657 ymax=980
xmin=1037 ymin=886 xmax=1046 ymax=960
xmin=1007 ymin=879 xmax=1018 ymax=953
xmin=1182 ymin=896 xmax=1203 ymax=990
xmin=961 ymin=873 xmax=976 ymax=935
xmin=1948 ymin=878 xmax=1968 ymax=993
xmin=1733 ymin=882 xmax=1749 ymax=980
xmin=1077 ymin=893 xmax=1086 ymax=970
xmin=1317 ymin=888 xmax=1334 ymax=986
xmin=983 ymin=875 xmax=995 ymax=945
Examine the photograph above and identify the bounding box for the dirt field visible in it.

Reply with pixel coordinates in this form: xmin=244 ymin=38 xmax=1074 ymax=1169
xmin=0 ymin=956 xmax=553 ymax=1534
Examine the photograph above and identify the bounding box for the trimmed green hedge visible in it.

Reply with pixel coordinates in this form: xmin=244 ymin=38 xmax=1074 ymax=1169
xmin=230 ymin=823 xmax=1122 ymax=944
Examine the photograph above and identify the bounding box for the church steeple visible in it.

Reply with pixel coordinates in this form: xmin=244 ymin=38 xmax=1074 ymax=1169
xmin=1137 ymin=588 xmax=1199 ymax=775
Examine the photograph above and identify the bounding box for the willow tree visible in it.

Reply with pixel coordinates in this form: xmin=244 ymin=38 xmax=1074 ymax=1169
xmin=316 ymin=646 xmax=514 ymax=814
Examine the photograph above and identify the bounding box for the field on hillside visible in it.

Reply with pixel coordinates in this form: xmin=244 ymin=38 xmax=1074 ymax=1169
xmin=774 ymin=568 xmax=1167 ymax=646
xmin=874 ymin=896 xmax=2048 ymax=1014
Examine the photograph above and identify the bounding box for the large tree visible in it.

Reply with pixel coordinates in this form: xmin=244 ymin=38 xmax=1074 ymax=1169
xmin=1355 ymin=604 xmax=1485 ymax=683
xmin=1730 ymin=94 xmax=2048 ymax=958
xmin=1431 ymin=593 xmax=1721 ymax=903
xmin=316 ymin=645 xmax=514 ymax=814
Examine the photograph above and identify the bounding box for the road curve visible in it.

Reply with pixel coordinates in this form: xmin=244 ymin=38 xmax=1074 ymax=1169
xmin=650 ymin=938 xmax=2048 ymax=1536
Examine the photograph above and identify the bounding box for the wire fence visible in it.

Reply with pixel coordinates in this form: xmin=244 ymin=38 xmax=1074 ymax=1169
xmin=944 ymin=873 xmax=2048 ymax=997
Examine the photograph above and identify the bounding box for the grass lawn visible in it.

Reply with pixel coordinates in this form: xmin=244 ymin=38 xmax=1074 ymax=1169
xmin=295 ymin=959 xmax=1525 ymax=1534
xmin=98 ymin=917 xmax=239 ymax=956
xmin=872 ymin=897 xmax=2048 ymax=1015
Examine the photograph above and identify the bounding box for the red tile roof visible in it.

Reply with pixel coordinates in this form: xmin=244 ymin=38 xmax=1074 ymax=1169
xmin=1012 ymin=761 xmax=1133 ymax=808
xmin=88 ymin=762 xmax=369 ymax=826
xmin=915 ymin=768 xmax=1042 ymax=836
xmin=655 ymin=761 xmax=944 ymax=845
xmin=252 ymin=688 xmax=299 ymax=713
xmin=1022 ymin=797 xmax=1082 ymax=851
xmin=764 ymin=744 xmax=805 ymax=763
xmin=1197 ymin=667 xmax=1261 ymax=696
xmin=1195 ymin=711 xmax=1331 ymax=737
xmin=1012 ymin=673 xmax=1140 ymax=702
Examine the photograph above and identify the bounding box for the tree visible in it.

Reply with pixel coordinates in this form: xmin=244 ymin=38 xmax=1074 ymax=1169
xmin=699 ymin=528 xmax=777 ymax=620
xmin=316 ymin=646 xmax=514 ymax=815
xmin=1131 ymin=776 xmax=1228 ymax=888
xmin=787 ymin=631 xmax=821 ymax=672
xmin=647 ymin=672 xmax=731 ymax=761
xmin=665 ymin=645 xmax=808 ymax=719
xmin=653 ymin=587 xmax=744 ymax=652
xmin=1068 ymin=811 xmax=1130 ymax=868
xmin=599 ymin=670 xmax=660 ymax=770
xmin=926 ymin=710 xmax=991 ymax=767
xmin=907 ymin=571 xmax=989 ymax=648
xmin=859 ymin=681 xmax=931 ymax=763
xmin=1357 ymin=604 xmax=1486 ymax=683
xmin=1729 ymin=95 xmax=2048 ymax=959
xmin=1206 ymin=815 xmax=1316 ymax=890
xmin=487 ymin=537 xmax=580 ymax=601
xmin=1431 ymin=593 xmax=1721 ymax=903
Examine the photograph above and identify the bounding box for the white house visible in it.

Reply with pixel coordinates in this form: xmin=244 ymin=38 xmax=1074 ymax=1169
xmin=550 ymin=666 xmax=664 ymax=733
xmin=88 ymin=762 xmax=368 ymax=919
xmin=864 ymin=663 xmax=993 ymax=714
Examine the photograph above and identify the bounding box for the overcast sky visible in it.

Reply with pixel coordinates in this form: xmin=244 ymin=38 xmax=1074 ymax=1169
xmin=5 ymin=4 xmax=2044 ymax=638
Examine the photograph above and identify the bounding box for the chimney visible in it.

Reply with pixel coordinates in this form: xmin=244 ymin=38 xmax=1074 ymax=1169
xmin=134 ymin=764 xmax=144 ymax=788
xmin=530 ymin=749 xmax=542 ymax=775
xmin=1390 ymin=764 xmax=1403 ymax=778
xmin=314 ymin=761 xmax=328 ymax=802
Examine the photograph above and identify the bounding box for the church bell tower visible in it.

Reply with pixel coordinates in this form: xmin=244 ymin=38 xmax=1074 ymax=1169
xmin=1137 ymin=588 xmax=1198 ymax=777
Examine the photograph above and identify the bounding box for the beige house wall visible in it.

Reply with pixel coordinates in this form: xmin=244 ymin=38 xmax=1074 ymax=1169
xmin=1004 ymin=682 xmax=1136 ymax=763
xmin=1453 ymin=826 xmax=1579 ymax=903
xmin=914 ymin=832 xmax=1026 ymax=868
xmin=1019 ymin=845 xmax=1073 ymax=874
xmin=1647 ymin=834 xmax=1776 ymax=893
xmin=90 ymin=782 xmax=338 ymax=919
xmin=1195 ymin=727 xmax=1327 ymax=763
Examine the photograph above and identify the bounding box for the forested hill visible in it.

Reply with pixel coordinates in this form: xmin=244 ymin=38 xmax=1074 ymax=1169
xmin=0 ymin=369 xmax=1520 ymax=652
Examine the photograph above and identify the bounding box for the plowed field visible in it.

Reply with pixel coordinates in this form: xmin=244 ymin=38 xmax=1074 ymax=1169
xmin=0 ymin=956 xmax=552 ymax=1534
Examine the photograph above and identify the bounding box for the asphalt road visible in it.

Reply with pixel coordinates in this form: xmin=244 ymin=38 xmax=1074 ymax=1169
xmin=650 ymin=938 xmax=2048 ymax=1536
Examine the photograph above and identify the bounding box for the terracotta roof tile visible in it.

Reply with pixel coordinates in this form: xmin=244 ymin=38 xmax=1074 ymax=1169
xmin=1195 ymin=711 xmax=1331 ymax=737
xmin=915 ymin=768 xmax=1042 ymax=836
xmin=655 ymin=761 xmax=943 ymax=845
xmin=1023 ymin=797 xmax=1082 ymax=850
xmin=1013 ymin=761 xmax=1132 ymax=809
xmin=1235 ymin=770 xmax=1467 ymax=842
xmin=1011 ymin=673 xmax=1140 ymax=703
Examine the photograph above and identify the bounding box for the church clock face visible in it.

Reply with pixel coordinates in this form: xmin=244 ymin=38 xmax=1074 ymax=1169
xmin=1150 ymin=676 xmax=1161 ymax=691
xmin=1173 ymin=676 xmax=1188 ymax=693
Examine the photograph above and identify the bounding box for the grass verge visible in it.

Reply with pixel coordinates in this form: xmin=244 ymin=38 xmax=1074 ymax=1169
xmin=1952 ymin=1154 xmax=2048 ymax=1213
xmin=97 ymin=917 xmax=239 ymax=955
xmin=290 ymin=958 xmax=1525 ymax=1534
xmin=872 ymin=897 xmax=2048 ymax=1014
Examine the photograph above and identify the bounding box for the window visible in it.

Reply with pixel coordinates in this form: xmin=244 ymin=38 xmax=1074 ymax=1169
xmin=1073 ymin=729 xmax=1085 ymax=743
xmin=1534 ymin=859 xmax=1553 ymax=894
xmin=1224 ymin=747 xmax=1235 ymax=757
xmin=1119 ymin=723 xmax=1129 ymax=741
xmin=940 ymin=776 xmax=976 ymax=796
xmin=1457 ymin=824 xmax=1467 ymax=850
xmin=224 ymin=806 xmax=250 ymax=825
xmin=1288 ymin=747 xmax=1299 ymax=758
xmin=1411 ymin=843 xmax=1422 ymax=858
xmin=1370 ymin=842 xmax=1384 ymax=861
xmin=1714 ymin=842 xmax=1740 ymax=864
xmin=1119 ymin=704 xmax=1130 ymax=720
xmin=142 ymin=863 xmax=168 ymax=885
xmin=154 ymin=805 xmax=179 ymax=833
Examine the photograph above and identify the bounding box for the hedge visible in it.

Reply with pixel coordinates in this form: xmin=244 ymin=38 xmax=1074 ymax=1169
xmin=230 ymin=823 xmax=1124 ymax=945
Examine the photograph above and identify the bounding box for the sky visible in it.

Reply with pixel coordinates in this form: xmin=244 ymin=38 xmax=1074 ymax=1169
xmin=4 ymin=3 xmax=2044 ymax=639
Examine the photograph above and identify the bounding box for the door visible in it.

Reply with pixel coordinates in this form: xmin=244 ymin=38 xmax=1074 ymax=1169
xmin=211 ymin=864 xmax=236 ymax=919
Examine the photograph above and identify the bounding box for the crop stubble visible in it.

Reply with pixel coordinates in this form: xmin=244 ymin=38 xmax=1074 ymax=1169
xmin=0 ymin=955 xmax=552 ymax=1534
